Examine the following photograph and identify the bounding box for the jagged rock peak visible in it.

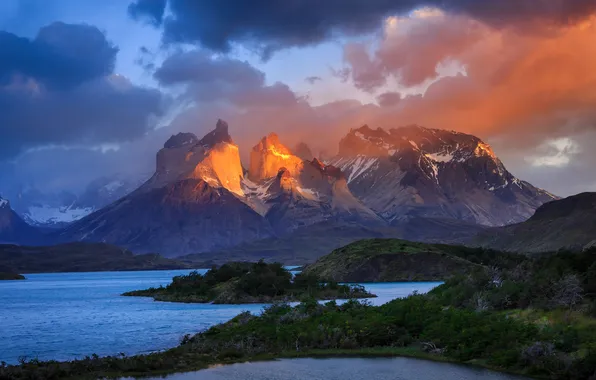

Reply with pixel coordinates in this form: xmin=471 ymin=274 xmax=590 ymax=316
xmin=0 ymin=197 xmax=9 ymax=209
xmin=308 ymin=158 xmax=344 ymax=180
xmin=163 ymin=132 xmax=198 ymax=149
xmin=294 ymin=142 xmax=314 ymax=160
xmin=198 ymin=119 xmax=233 ymax=148
xmin=249 ymin=133 xmax=303 ymax=181
xmin=311 ymin=157 xmax=325 ymax=170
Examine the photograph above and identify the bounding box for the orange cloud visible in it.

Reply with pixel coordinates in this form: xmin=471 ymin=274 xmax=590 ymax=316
xmin=342 ymin=12 xmax=596 ymax=150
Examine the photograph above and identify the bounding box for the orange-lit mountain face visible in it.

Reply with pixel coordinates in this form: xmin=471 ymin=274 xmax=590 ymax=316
xmin=144 ymin=119 xmax=244 ymax=196
xmin=249 ymin=133 xmax=304 ymax=181
xmin=329 ymin=125 xmax=557 ymax=226
xmin=54 ymin=119 xmax=557 ymax=257
xmin=243 ymin=133 xmax=383 ymax=233
xmin=57 ymin=120 xmax=275 ymax=255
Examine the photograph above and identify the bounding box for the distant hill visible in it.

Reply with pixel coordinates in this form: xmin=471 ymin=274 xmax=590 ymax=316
xmin=302 ymin=238 xmax=494 ymax=282
xmin=182 ymin=217 xmax=488 ymax=266
xmin=0 ymin=242 xmax=189 ymax=273
xmin=473 ymin=192 xmax=596 ymax=254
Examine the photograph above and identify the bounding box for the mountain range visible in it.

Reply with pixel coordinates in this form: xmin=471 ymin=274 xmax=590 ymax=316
xmin=2 ymin=173 xmax=148 ymax=229
xmin=0 ymin=119 xmax=571 ymax=259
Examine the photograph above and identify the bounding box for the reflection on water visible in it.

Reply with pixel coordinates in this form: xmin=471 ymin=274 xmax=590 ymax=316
xmin=131 ymin=357 xmax=529 ymax=380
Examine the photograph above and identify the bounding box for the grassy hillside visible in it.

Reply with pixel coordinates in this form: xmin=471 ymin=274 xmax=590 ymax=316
xmin=8 ymin=246 xmax=596 ymax=379
xmin=304 ymin=238 xmax=521 ymax=282
xmin=0 ymin=242 xmax=190 ymax=273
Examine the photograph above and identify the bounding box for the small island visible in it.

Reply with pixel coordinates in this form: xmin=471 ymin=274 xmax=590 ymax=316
xmin=0 ymin=265 xmax=25 ymax=280
xmin=0 ymin=272 xmax=25 ymax=280
xmin=123 ymin=261 xmax=374 ymax=304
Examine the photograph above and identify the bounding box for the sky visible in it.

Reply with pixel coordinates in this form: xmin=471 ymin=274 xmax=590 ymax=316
xmin=1 ymin=0 xmax=596 ymax=197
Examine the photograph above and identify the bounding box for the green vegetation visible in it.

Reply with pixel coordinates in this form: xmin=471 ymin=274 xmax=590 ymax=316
xmin=123 ymin=261 xmax=374 ymax=304
xmin=6 ymin=243 xmax=596 ymax=379
xmin=303 ymin=238 xmax=519 ymax=282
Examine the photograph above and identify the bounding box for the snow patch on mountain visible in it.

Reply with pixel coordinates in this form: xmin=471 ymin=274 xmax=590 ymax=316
xmin=0 ymin=198 xmax=7 ymax=208
xmin=331 ymin=157 xmax=379 ymax=184
xmin=425 ymin=152 xmax=454 ymax=163
xmin=23 ymin=205 xmax=94 ymax=226
xmin=103 ymin=180 xmax=124 ymax=193
xmin=296 ymin=186 xmax=319 ymax=200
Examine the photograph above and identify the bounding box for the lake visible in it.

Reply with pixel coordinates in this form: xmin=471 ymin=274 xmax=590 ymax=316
xmin=0 ymin=270 xmax=440 ymax=364
xmin=129 ymin=357 xmax=529 ymax=380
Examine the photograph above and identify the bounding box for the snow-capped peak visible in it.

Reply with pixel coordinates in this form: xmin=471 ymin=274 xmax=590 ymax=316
xmin=0 ymin=197 xmax=8 ymax=208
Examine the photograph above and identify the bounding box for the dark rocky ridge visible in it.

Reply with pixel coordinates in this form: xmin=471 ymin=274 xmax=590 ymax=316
xmin=473 ymin=192 xmax=596 ymax=254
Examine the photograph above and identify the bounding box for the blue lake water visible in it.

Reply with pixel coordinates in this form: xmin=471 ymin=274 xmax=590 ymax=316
xmin=0 ymin=270 xmax=441 ymax=364
xmin=133 ymin=358 xmax=528 ymax=380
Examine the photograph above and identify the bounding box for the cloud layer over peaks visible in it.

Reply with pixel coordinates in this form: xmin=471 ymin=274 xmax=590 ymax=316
xmin=128 ymin=0 xmax=596 ymax=57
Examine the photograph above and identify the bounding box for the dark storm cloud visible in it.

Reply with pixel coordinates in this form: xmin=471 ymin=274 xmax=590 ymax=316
xmin=128 ymin=0 xmax=166 ymax=27
xmin=155 ymin=50 xmax=298 ymax=107
xmin=129 ymin=0 xmax=596 ymax=57
xmin=0 ymin=23 xmax=166 ymax=161
xmin=0 ymin=22 xmax=118 ymax=89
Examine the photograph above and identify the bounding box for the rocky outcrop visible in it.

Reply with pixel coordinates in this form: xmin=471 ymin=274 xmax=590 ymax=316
xmin=144 ymin=119 xmax=244 ymax=195
xmin=249 ymin=133 xmax=304 ymax=181
xmin=163 ymin=132 xmax=199 ymax=149
xmin=329 ymin=125 xmax=557 ymax=227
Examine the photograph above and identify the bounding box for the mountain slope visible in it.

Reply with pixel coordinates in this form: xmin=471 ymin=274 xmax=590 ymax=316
xmin=473 ymin=192 xmax=596 ymax=253
xmin=328 ymin=125 xmax=556 ymax=227
xmin=242 ymin=133 xmax=385 ymax=234
xmin=0 ymin=197 xmax=44 ymax=244
xmin=58 ymin=121 xmax=274 ymax=256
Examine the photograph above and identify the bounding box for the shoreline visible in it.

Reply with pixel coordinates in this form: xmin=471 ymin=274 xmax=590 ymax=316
xmin=76 ymin=346 xmax=539 ymax=380
xmin=121 ymin=292 xmax=377 ymax=304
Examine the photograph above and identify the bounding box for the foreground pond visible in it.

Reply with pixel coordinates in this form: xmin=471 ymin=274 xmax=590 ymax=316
xmin=130 ymin=357 xmax=529 ymax=380
xmin=0 ymin=270 xmax=440 ymax=364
